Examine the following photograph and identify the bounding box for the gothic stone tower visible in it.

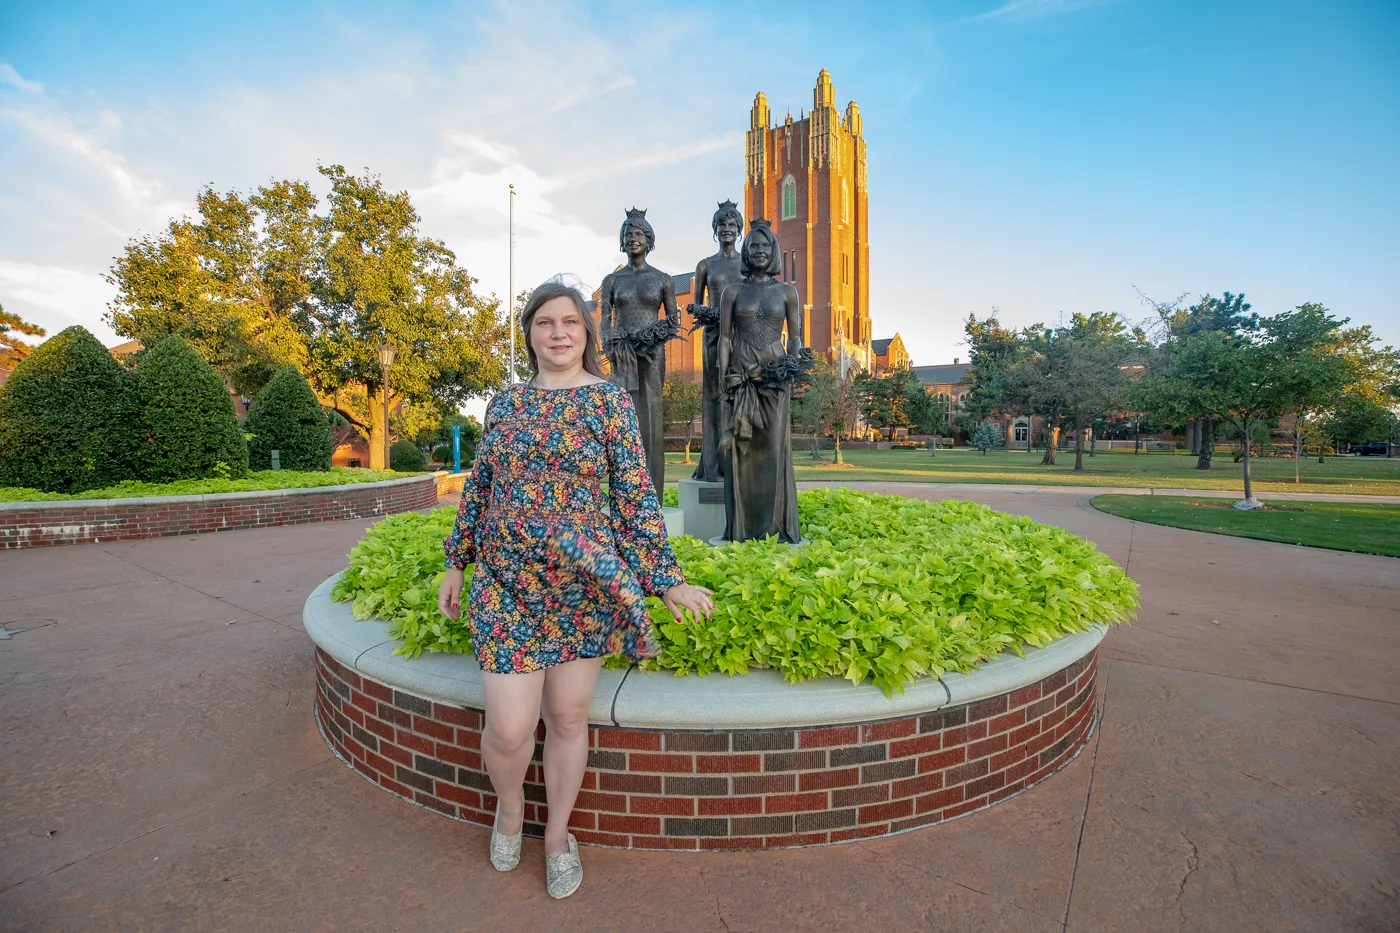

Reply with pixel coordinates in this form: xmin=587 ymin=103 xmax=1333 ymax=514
xmin=744 ymin=69 xmax=870 ymax=370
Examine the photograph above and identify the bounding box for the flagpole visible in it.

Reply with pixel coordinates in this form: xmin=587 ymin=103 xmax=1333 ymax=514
xmin=508 ymin=183 xmax=516 ymax=386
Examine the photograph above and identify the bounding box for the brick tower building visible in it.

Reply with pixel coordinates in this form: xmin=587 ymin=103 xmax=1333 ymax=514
xmin=743 ymin=69 xmax=871 ymax=372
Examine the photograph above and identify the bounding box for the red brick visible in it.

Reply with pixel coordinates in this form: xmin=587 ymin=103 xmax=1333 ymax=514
xmin=1008 ymin=684 xmax=1041 ymax=708
xmin=415 ymin=791 xmax=457 ymax=817
xmin=967 ymin=733 xmax=1009 ymax=760
xmin=991 ymin=743 xmax=1030 ymax=772
xmin=763 ymin=832 xmax=830 ymax=847
xmin=764 ymin=792 xmax=828 ymax=813
xmin=573 ymin=830 xmax=630 ymax=847
xmin=965 ymin=772 xmax=1006 ymax=799
xmin=378 ymin=775 xmax=415 ymax=798
xmin=917 ymin=747 xmax=966 ymax=774
xmin=349 ymin=690 xmax=377 ymax=715
xmin=798 ymin=726 xmax=859 ymax=748
xmin=361 ymin=749 xmax=395 ymax=777
xmin=362 ymin=716 xmax=394 ymax=741
xmin=599 ymin=772 xmax=662 ymax=794
xmin=598 ymin=814 xmax=660 ymax=835
xmin=863 ymin=718 xmax=916 ymax=741
xmin=597 ymin=730 xmax=663 ymax=751
xmin=696 ymin=754 xmax=762 ymax=773
xmin=454 ymin=728 xmax=482 ymax=749
xmin=412 ymin=715 xmax=454 ymax=742
xmin=396 ymin=730 xmax=435 ymax=757
xmin=435 ymin=783 xmax=482 ymax=810
xmin=915 ymin=785 xmax=965 ymax=814
xmin=638 ymin=836 xmax=700 ymax=850
xmin=699 ymin=795 xmax=764 ymax=816
xmin=702 ymin=836 xmax=764 ymax=850
xmin=434 ymin=743 xmax=480 ymax=770
xmin=1007 ymin=720 xmax=1042 ymax=747
xmin=830 ymin=824 xmax=892 ymax=842
xmin=573 ymin=791 xmax=628 ymax=813
xmin=987 ymin=709 xmax=1027 ymax=736
xmin=629 ymin=753 xmax=694 ymax=773
xmin=858 ymin=799 xmax=913 ymax=824
xmin=435 ymin=704 xmax=483 ymax=729
xmin=798 ymin=767 xmax=860 ymax=791
xmin=944 ymin=795 xmax=989 ymax=819
xmin=889 ymin=733 xmax=942 ymax=759
xmin=568 ymin=810 xmax=596 ymax=830
xmin=1005 ymin=757 xmax=1038 ymax=785
xmin=891 ymin=772 xmax=944 ymax=799
xmin=629 ymin=795 xmax=696 ymax=816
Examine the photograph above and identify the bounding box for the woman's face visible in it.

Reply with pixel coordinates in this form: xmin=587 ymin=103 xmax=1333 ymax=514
xmin=622 ymin=223 xmax=649 ymax=258
xmin=530 ymin=296 xmax=589 ymax=374
xmin=747 ymin=233 xmax=774 ymax=273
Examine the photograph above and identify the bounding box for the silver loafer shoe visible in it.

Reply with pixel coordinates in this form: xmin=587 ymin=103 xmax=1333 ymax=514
xmin=546 ymin=833 xmax=582 ymax=899
xmin=489 ymin=793 xmax=524 ymax=872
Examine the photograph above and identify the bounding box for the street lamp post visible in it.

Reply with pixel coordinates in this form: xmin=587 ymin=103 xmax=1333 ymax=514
xmin=378 ymin=341 xmax=395 ymax=470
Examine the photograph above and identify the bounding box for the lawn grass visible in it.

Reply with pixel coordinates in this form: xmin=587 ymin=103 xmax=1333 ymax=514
xmin=0 ymin=467 xmax=407 ymax=502
xmin=1091 ymin=494 xmax=1400 ymax=558
xmin=664 ymin=448 xmax=1400 ymax=497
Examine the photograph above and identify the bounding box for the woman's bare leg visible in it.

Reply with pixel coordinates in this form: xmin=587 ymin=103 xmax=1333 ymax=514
xmin=480 ymin=669 xmax=546 ymax=835
xmin=540 ymin=657 xmax=603 ymax=855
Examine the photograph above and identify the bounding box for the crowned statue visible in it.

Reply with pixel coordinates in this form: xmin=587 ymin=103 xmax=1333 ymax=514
xmin=687 ymin=200 xmax=745 ymax=484
xmin=599 ymin=208 xmax=680 ymax=495
xmin=717 ymin=219 xmax=814 ymax=543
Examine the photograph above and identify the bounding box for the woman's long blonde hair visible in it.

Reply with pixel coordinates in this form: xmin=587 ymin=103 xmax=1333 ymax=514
xmin=518 ymin=280 xmax=606 ymax=379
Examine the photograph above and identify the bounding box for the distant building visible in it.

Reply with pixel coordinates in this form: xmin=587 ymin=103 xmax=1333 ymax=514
xmin=744 ymin=69 xmax=872 ymax=373
xmin=872 ymin=334 xmax=909 ymax=373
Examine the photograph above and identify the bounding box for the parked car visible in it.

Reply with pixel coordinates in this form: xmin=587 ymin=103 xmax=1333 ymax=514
xmin=1350 ymin=442 xmax=1392 ymax=456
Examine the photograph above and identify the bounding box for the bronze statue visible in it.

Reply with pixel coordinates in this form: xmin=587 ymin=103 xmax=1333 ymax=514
xmin=717 ymin=219 xmax=811 ymax=544
xmin=599 ymin=208 xmax=680 ymax=495
xmin=687 ymin=200 xmax=744 ymax=484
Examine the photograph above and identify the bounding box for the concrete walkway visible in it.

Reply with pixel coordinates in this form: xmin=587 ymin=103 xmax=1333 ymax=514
xmin=1 ymin=488 xmax=1396 ymax=932
xmin=796 ymin=479 xmax=1400 ymax=504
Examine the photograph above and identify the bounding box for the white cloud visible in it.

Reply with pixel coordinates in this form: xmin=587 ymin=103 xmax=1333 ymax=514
xmin=0 ymin=63 xmax=44 ymax=94
xmin=969 ymin=0 xmax=1120 ymax=23
xmin=0 ymin=261 xmax=120 ymax=345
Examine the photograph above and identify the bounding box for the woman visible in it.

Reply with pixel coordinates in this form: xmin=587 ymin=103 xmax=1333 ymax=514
xmin=717 ymin=219 xmax=804 ymax=543
xmin=598 ymin=208 xmax=680 ymax=495
xmin=437 ymin=279 xmax=713 ymax=899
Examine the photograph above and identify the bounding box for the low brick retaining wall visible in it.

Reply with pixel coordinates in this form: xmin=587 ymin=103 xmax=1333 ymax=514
xmin=312 ymin=645 xmax=1097 ymax=851
xmin=433 ymin=471 xmax=468 ymax=498
xmin=0 ymin=475 xmax=438 ymax=549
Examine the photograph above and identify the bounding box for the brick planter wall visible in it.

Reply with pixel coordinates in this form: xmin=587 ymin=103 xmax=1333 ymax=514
xmin=313 ymin=647 xmax=1098 ymax=850
xmin=0 ymin=476 xmax=438 ymax=549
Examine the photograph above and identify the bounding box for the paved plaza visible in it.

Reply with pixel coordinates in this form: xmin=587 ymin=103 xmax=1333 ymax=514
xmin=2 ymin=484 xmax=1396 ymax=932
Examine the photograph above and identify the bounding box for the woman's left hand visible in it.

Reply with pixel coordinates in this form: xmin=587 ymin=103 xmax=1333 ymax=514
xmin=661 ymin=583 xmax=715 ymax=623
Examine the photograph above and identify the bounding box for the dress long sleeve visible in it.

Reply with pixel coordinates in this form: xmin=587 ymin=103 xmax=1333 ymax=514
xmin=603 ymin=387 xmax=685 ymax=597
xmin=443 ymin=432 xmax=493 ymax=570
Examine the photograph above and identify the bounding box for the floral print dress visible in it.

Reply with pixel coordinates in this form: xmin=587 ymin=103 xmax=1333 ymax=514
xmin=443 ymin=381 xmax=685 ymax=674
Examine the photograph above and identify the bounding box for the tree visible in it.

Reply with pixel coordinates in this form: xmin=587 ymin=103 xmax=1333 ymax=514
xmin=245 ymin=365 xmax=334 ymax=470
xmin=436 ymin=412 xmax=481 ymax=462
xmin=0 ymin=303 xmax=46 ymax=358
xmin=105 ymin=168 xmax=508 ymax=469
xmin=1056 ymin=313 xmax=1136 ymax=471
xmin=1004 ymin=325 xmax=1067 ymax=465
xmin=960 ymin=311 xmax=1023 ymax=431
xmin=0 ymin=325 xmax=135 ymax=492
xmin=136 ymin=335 xmax=248 ymax=481
xmin=792 ymin=359 xmax=837 ymax=459
xmin=1326 ymin=396 xmax=1397 ymax=450
xmin=854 ymin=366 xmax=921 ymax=439
xmin=972 ymin=419 xmax=1002 ymax=455
xmin=662 ymin=375 xmax=702 ymax=464
xmin=389 ymin=438 xmax=427 ymax=472
xmin=904 ymin=379 xmax=946 ymax=457
xmin=393 ymin=399 xmax=449 ymax=449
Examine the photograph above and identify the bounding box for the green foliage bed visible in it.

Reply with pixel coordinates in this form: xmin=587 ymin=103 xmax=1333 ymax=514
xmin=0 ymin=467 xmax=402 ymax=502
xmin=332 ymin=489 xmax=1137 ymax=694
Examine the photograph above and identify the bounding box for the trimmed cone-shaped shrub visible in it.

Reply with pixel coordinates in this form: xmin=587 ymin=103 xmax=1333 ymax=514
xmin=136 ymin=335 xmax=248 ymax=481
xmin=246 ymin=366 xmax=333 ymax=471
xmin=0 ymin=326 xmax=137 ymax=492
xmin=390 ymin=439 xmax=427 ymax=472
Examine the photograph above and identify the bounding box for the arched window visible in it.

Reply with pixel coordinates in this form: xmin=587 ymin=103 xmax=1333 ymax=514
xmin=841 ymin=179 xmax=849 ymax=223
xmin=1013 ymin=422 xmax=1028 ymax=443
xmin=781 ymin=175 xmax=797 ymax=220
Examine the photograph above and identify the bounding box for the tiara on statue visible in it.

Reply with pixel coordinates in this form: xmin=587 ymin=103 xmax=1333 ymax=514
xmin=625 ymin=207 xmax=648 ymax=222
xmin=716 ymin=199 xmax=738 ymax=212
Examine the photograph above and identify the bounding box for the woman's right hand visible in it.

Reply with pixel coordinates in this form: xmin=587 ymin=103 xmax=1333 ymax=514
xmin=438 ymin=568 xmax=465 ymax=620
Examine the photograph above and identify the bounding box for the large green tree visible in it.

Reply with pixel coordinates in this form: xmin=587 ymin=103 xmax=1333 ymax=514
xmin=853 ymin=366 xmax=921 ymax=439
xmin=105 ymin=166 xmax=508 ymax=469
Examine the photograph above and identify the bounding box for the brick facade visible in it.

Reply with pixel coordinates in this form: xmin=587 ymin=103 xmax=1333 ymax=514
xmin=313 ymin=647 xmax=1098 ymax=850
xmin=0 ymin=475 xmax=438 ymax=549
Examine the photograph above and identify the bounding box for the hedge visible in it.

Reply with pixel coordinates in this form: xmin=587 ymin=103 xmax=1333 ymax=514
xmin=390 ymin=439 xmax=427 ymax=472
xmin=0 ymin=326 xmax=136 ymax=493
xmin=246 ymin=365 xmax=333 ymax=471
xmin=136 ymin=335 xmax=248 ymax=481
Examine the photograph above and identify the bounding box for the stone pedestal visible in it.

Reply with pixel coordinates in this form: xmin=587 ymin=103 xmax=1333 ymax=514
xmin=662 ymin=506 xmax=685 ymax=539
xmin=677 ymin=479 xmax=726 ymax=542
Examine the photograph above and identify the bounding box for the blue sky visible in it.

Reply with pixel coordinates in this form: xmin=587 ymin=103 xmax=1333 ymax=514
xmin=2 ymin=0 xmax=1397 ymax=374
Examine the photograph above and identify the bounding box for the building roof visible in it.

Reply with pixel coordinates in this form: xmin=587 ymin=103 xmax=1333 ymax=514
xmin=871 ymin=338 xmax=894 ymax=356
xmin=912 ymin=362 xmax=971 ymax=387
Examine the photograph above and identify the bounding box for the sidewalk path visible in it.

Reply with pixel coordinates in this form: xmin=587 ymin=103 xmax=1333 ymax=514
xmin=1 ymin=486 xmax=1396 ymax=932
xmin=797 ymin=479 xmax=1400 ymax=504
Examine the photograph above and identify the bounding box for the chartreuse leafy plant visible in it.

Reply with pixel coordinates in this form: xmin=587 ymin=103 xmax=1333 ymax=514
xmin=333 ymin=489 xmax=1138 ymax=695
xmin=0 ymin=467 xmax=400 ymax=502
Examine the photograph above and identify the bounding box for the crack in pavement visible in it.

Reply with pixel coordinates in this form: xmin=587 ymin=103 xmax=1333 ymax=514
xmin=1060 ymin=659 xmax=1112 ymax=931
xmin=1173 ymin=831 xmax=1200 ymax=931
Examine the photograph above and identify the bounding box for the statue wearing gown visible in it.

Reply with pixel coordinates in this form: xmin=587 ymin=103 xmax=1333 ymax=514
xmin=687 ymin=201 xmax=744 ymax=484
xmin=717 ymin=220 xmax=809 ymax=544
xmin=599 ymin=208 xmax=679 ymax=496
